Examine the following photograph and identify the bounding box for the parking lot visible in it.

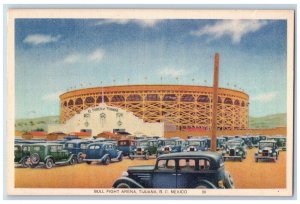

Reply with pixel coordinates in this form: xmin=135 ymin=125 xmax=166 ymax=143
xmin=14 ymin=148 xmax=286 ymax=189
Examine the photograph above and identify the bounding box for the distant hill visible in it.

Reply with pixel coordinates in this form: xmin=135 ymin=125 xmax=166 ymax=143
xmin=15 ymin=116 xmax=60 ymax=132
xmin=249 ymin=113 xmax=286 ymax=129
xmin=15 ymin=113 xmax=287 ymax=132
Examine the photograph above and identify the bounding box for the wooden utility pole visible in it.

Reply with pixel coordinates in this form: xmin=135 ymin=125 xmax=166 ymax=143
xmin=211 ymin=53 xmax=219 ymax=151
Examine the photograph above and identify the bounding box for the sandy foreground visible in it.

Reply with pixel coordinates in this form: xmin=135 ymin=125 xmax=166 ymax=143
xmin=14 ymin=148 xmax=286 ymax=189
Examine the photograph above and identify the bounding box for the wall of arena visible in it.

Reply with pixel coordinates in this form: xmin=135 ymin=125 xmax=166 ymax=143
xmin=59 ymin=85 xmax=249 ymax=131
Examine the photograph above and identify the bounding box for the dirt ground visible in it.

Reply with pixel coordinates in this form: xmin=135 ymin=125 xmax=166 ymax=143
xmin=14 ymin=148 xmax=286 ymax=189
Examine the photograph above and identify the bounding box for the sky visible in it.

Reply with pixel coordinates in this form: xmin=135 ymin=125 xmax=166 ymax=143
xmin=15 ymin=19 xmax=287 ymax=119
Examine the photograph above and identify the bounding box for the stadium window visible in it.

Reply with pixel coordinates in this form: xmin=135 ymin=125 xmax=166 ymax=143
xmin=163 ymin=94 xmax=177 ymax=101
xmin=85 ymin=96 xmax=95 ymax=104
xmin=241 ymin=101 xmax=245 ymax=107
xmin=181 ymin=94 xmax=195 ymax=102
xmin=111 ymin=95 xmax=125 ymax=102
xmin=75 ymin=98 xmax=83 ymax=105
xmin=96 ymin=96 xmax=109 ymax=103
xmin=127 ymin=94 xmax=142 ymax=101
xmin=197 ymin=95 xmax=210 ymax=103
xmin=224 ymin=98 xmax=233 ymax=105
xmin=145 ymin=94 xmax=160 ymax=101
xmin=68 ymin=100 xmax=74 ymax=106
xmin=234 ymin=99 xmax=240 ymax=106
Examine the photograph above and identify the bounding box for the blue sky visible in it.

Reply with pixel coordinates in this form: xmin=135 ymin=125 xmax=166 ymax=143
xmin=15 ymin=19 xmax=287 ymax=119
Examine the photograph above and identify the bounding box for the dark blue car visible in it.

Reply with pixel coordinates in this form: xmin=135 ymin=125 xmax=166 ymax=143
xmin=255 ymin=140 xmax=279 ymax=162
xmin=217 ymin=137 xmax=226 ymax=150
xmin=240 ymin=136 xmax=254 ymax=148
xmin=64 ymin=139 xmax=93 ymax=163
xmin=156 ymin=138 xmax=184 ymax=156
xmin=250 ymin=135 xmax=261 ymax=147
xmin=117 ymin=139 xmax=136 ymax=156
xmin=183 ymin=138 xmax=208 ymax=152
xmin=113 ymin=151 xmax=235 ymax=189
xmin=84 ymin=142 xmax=123 ymax=165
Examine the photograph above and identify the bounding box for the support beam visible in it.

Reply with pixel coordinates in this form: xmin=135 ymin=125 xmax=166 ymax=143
xmin=211 ymin=53 xmax=219 ymax=151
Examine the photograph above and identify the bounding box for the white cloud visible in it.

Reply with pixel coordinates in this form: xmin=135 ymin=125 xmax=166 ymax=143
xmin=88 ymin=48 xmax=105 ymax=62
xmin=94 ymin=19 xmax=131 ymax=26
xmin=94 ymin=19 xmax=162 ymax=28
xmin=252 ymin=91 xmax=277 ymax=102
xmin=42 ymin=91 xmax=63 ymax=101
xmin=134 ymin=19 xmax=163 ymax=28
xmin=63 ymin=48 xmax=105 ymax=64
xmin=63 ymin=53 xmax=81 ymax=64
xmin=159 ymin=68 xmax=186 ymax=78
xmin=191 ymin=20 xmax=268 ymax=44
xmin=23 ymin=34 xmax=61 ymax=45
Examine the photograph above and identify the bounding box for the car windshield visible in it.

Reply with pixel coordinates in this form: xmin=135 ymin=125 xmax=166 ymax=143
xmin=118 ymin=141 xmax=129 ymax=146
xmin=80 ymin=144 xmax=88 ymax=149
xmin=163 ymin=140 xmax=176 ymax=146
xmin=259 ymin=142 xmax=275 ymax=148
xmin=137 ymin=141 xmax=148 ymax=146
xmin=187 ymin=141 xmax=205 ymax=146
xmin=227 ymin=141 xmax=241 ymax=147
xmin=66 ymin=143 xmax=74 ymax=148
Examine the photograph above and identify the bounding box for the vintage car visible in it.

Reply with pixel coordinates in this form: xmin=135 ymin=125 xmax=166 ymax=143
xmin=249 ymin=136 xmax=261 ymax=147
xmin=27 ymin=143 xmax=76 ymax=169
xmin=90 ymin=138 xmax=117 ymax=145
xmin=129 ymin=139 xmax=158 ymax=160
xmin=183 ymin=138 xmax=208 ymax=152
xmin=117 ymin=139 xmax=136 ymax=156
xmin=64 ymin=139 xmax=93 ymax=163
xmin=267 ymin=136 xmax=286 ymax=151
xmin=14 ymin=144 xmax=31 ymax=167
xmin=240 ymin=136 xmax=254 ymax=149
xmin=223 ymin=136 xmax=235 ymax=141
xmin=255 ymin=140 xmax=279 ymax=162
xmin=205 ymin=138 xmax=211 ymax=149
xmin=258 ymin=135 xmax=267 ymax=141
xmin=222 ymin=139 xmax=247 ymax=161
xmin=217 ymin=137 xmax=226 ymax=150
xmin=112 ymin=151 xmax=234 ymax=189
xmin=84 ymin=142 xmax=123 ymax=165
xmin=14 ymin=139 xmax=46 ymax=144
xmin=156 ymin=138 xmax=184 ymax=156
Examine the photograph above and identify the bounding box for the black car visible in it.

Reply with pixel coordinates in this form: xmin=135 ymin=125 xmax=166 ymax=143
xmin=113 ymin=151 xmax=234 ymax=189
xmin=255 ymin=140 xmax=279 ymax=162
xmin=222 ymin=139 xmax=247 ymax=161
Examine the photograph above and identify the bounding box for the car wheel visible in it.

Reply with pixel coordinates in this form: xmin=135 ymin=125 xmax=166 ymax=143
xmin=103 ymin=156 xmax=111 ymax=165
xmin=77 ymin=153 xmax=83 ymax=163
xmin=21 ymin=157 xmax=29 ymax=168
xmin=86 ymin=161 xmax=92 ymax=165
xmin=69 ymin=157 xmax=76 ymax=165
xmin=116 ymin=183 xmax=131 ymax=188
xmin=30 ymin=153 xmax=40 ymax=165
xmin=195 ymin=181 xmax=216 ymax=189
xmin=255 ymin=158 xmax=258 ymax=162
xmin=118 ymin=154 xmax=123 ymax=162
xmin=45 ymin=158 xmax=54 ymax=169
xmin=224 ymin=172 xmax=235 ymax=189
xmin=144 ymin=153 xmax=149 ymax=160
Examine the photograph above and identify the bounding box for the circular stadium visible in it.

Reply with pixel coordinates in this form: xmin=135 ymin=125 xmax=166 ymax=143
xmin=59 ymin=85 xmax=249 ymax=131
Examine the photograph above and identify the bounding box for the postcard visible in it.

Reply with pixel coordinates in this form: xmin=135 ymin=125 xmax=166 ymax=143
xmin=6 ymin=8 xmax=294 ymax=196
